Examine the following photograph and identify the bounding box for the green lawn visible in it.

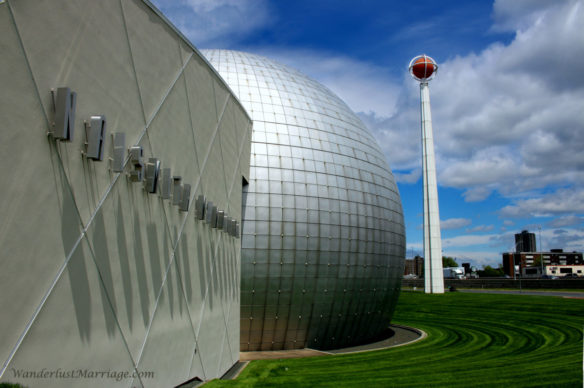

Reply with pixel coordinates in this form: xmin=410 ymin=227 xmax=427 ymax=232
xmin=207 ymin=292 xmax=584 ymax=387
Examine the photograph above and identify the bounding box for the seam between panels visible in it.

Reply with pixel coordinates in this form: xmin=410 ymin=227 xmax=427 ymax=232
xmin=0 ymin=234 xmax=84 ymax=378
xmin=119 ymin=0 xmax=148 ymax=129
xmin=215 ymin=120 xmax=252 ymax=369
xmin=85 ymin=9 xmax=196 ymax=377
xmin=215 ymin=104 xmax=232 ymax=211
xmin=6 ymin=1 xmax=194 ymax=376
xmin=212 ymin=104 xmax=232 ymax=370
xmin=140 ymin=91 xmax=231 ymax=381
xmin=81 ymin=217 xmax=144 ymax=386
xmin=192 ymin=93 xmax=232 ymax=378
xmin=132 ymin=71 xmax=201 ymax=381
xmin=94 ymin=17 xmax=197 ymax=377
xmin=179 ymin=51 xmax=207 ymax=381
xmin=0 ymin=2 xmax=86 ymax=378
xmin=132 ymin=245 xmax=176 ymax=379
xmin=135 ymin=52 xmax=194 ymax=147
xmin=212 ymin=233 xmax=229 ymax=376
xmin=183 ymin=84 xmax=231 ymax=206
xmin=1 ymin=21 xmax=141 ymax=378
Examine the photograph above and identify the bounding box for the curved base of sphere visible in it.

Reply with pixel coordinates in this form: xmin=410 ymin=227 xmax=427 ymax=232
xmin=204 ymin=50 xmax=406 ymax=351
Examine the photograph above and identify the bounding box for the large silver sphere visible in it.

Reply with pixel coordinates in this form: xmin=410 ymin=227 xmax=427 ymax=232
xmin=203 ymin=50 xmax=405 ymax=351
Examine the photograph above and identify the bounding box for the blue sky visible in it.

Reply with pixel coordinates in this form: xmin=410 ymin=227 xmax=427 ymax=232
xmin=151 ymin=0 xmax=584 ymax=268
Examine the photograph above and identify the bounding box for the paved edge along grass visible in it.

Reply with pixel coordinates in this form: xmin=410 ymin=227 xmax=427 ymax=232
xmin=205 ymin=291 xmax=584 ymax=388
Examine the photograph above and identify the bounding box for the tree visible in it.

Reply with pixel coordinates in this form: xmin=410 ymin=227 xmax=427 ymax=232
xmin=477 ymin=265 xmax=504 ymax=278
xmin=442 ymin=256 xmax=458 ymax=268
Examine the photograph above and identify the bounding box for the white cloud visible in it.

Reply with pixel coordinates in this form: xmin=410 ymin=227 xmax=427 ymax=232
xmin=358 ymin=112 xmax=420 ymax=170
xmin=466 ymin=225 xmax=495 ymax=233
xmin=441 ymin=250 xmax=502 ymax=268
xmin=440 ymin=148 xmax=517 ymax=187
xmin=491 ymin=0 xmax=556 ymax=32
xmin=151 ymin=0 xmax=272 ymax=48
xmin=150 ymin=0 xmax=584 ymax=265
xmin=546 ymin=215 xmax=584 ymax=228
xmin=375 ymin=0 xmax=584 ymax=206
xmin=391 ymin=168 xmax=421 ymax=184
xmin=543 ymin=228 xmax=584 ymax=252
xmin=442 ymin=234 xmax=497 ymax=248
xmin=441 ymin=218 xmax=472 ymax=230
xmin=252 ymin=49 xmax=401 ymax=117
xmin=462 ymin=187 xmax=493 ymax=202
xmin=499 ymin=188 xmax=584 ymax=218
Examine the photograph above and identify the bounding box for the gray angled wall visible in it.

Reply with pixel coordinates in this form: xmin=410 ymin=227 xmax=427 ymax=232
xmin=0 ymin=0 xmax=251 ymax=386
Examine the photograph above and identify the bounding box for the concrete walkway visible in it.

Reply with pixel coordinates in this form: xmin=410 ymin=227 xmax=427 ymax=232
xmin=239 ymin=324 xmax=425 ymax=361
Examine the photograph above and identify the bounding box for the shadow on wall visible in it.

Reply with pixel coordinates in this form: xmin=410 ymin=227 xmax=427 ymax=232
xmin=58 ymin=158 xmax=238 ymax=344
xmin=92 ymin=210 xmax=118 ymax=338
xmin=133 ymin=210 xmax=151 ymax=328
xmin=181 ymin=230 xmax=192 ymax=305
xmin=116 ymin=196 xmax=134 ymax=331
xmin=55 ymin=146 xmax=92 ymax=343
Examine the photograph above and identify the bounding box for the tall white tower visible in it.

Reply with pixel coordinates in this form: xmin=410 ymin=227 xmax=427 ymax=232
xmin=409 ymin=55 xmax=444 ymax=294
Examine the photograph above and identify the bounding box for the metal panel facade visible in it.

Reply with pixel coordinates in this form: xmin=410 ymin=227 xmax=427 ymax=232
xmin=0 ymin=1 xmax=251 ymax=386
xmin=205 ymin=50 xmax=406 ymax=351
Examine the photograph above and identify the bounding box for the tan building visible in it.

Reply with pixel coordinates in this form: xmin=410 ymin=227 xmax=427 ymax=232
xmin=502 ymin=250 xmax=583 ymax=277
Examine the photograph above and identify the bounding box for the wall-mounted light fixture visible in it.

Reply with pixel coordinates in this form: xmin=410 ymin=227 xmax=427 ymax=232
xmin=172 ymin=176 xmax=182 ymax=206
xmin=112 ymin=133 xmax=125 ymax=172
xmin=216 ymin=210 xmax=225 ymax=229
xmin=129 ymin=146 xmax=144 ymax=182
xmin=195 ymin=195 xmax=206 ymax=220
xmin=226 ymin=217 xmax=235 ymax=236
xmin=205 ymin=201 xmax=216 ymax=226
xmin=85 ymin=115 xmax=106 ymax=160
xmin=180 ymin=184 xmax=191 ymax=212
xmin=145 ymin=158 xmax=161 ymax=193
xmin=161 ymin=168 xmax=172 ymax=199
xmin=52 ymin=87 xmax=76 ymax=141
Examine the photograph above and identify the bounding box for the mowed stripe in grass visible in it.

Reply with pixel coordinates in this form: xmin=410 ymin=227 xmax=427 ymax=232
xmin=206 ymin=292 xmax=584 ymax=387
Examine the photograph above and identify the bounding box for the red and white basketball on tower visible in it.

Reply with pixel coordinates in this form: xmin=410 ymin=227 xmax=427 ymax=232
xmin=409 ymin=54 xmax=438 ymax=82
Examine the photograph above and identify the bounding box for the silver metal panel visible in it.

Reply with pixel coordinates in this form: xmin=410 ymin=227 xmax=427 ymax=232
xmin=204 ymin=50 xmax=406 ymax=351
xmin=209 ymin=205 xmax=218 ymax=228
xmin=205 ymin=201 xmax=215 ymax=225
xmin=86 ymin=115 xmax=106 ymax=160
xmin=145 ymin=158 xmax=160 ymax=194
xmin=195 ymin=195 xmax=206 ymax=220
xmin=172 ymin=176 xmax=182 ymax=206
xmin=129 ymin=146 xmax=144 ymax=182
xmin=216 ymin=210 xmax=225 ymax=229
xmin=0 ymin=2 xmax=251 ymax=384
xmin=227 ymin=217 xmax=236 ymax=237
xmin=160 ymin=168 xmax=172 ymax=199
xmin=53 ymin=87 xmax=76 ymax=141
xmin=180 ymin=184 xmax=190 ymax=212
xmin=112 ymin=132 xmax=125 ymax=172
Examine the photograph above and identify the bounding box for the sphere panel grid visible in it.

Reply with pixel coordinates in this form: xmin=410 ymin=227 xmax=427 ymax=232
xmin=204 ymin=50 xmax=405 ymax=351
